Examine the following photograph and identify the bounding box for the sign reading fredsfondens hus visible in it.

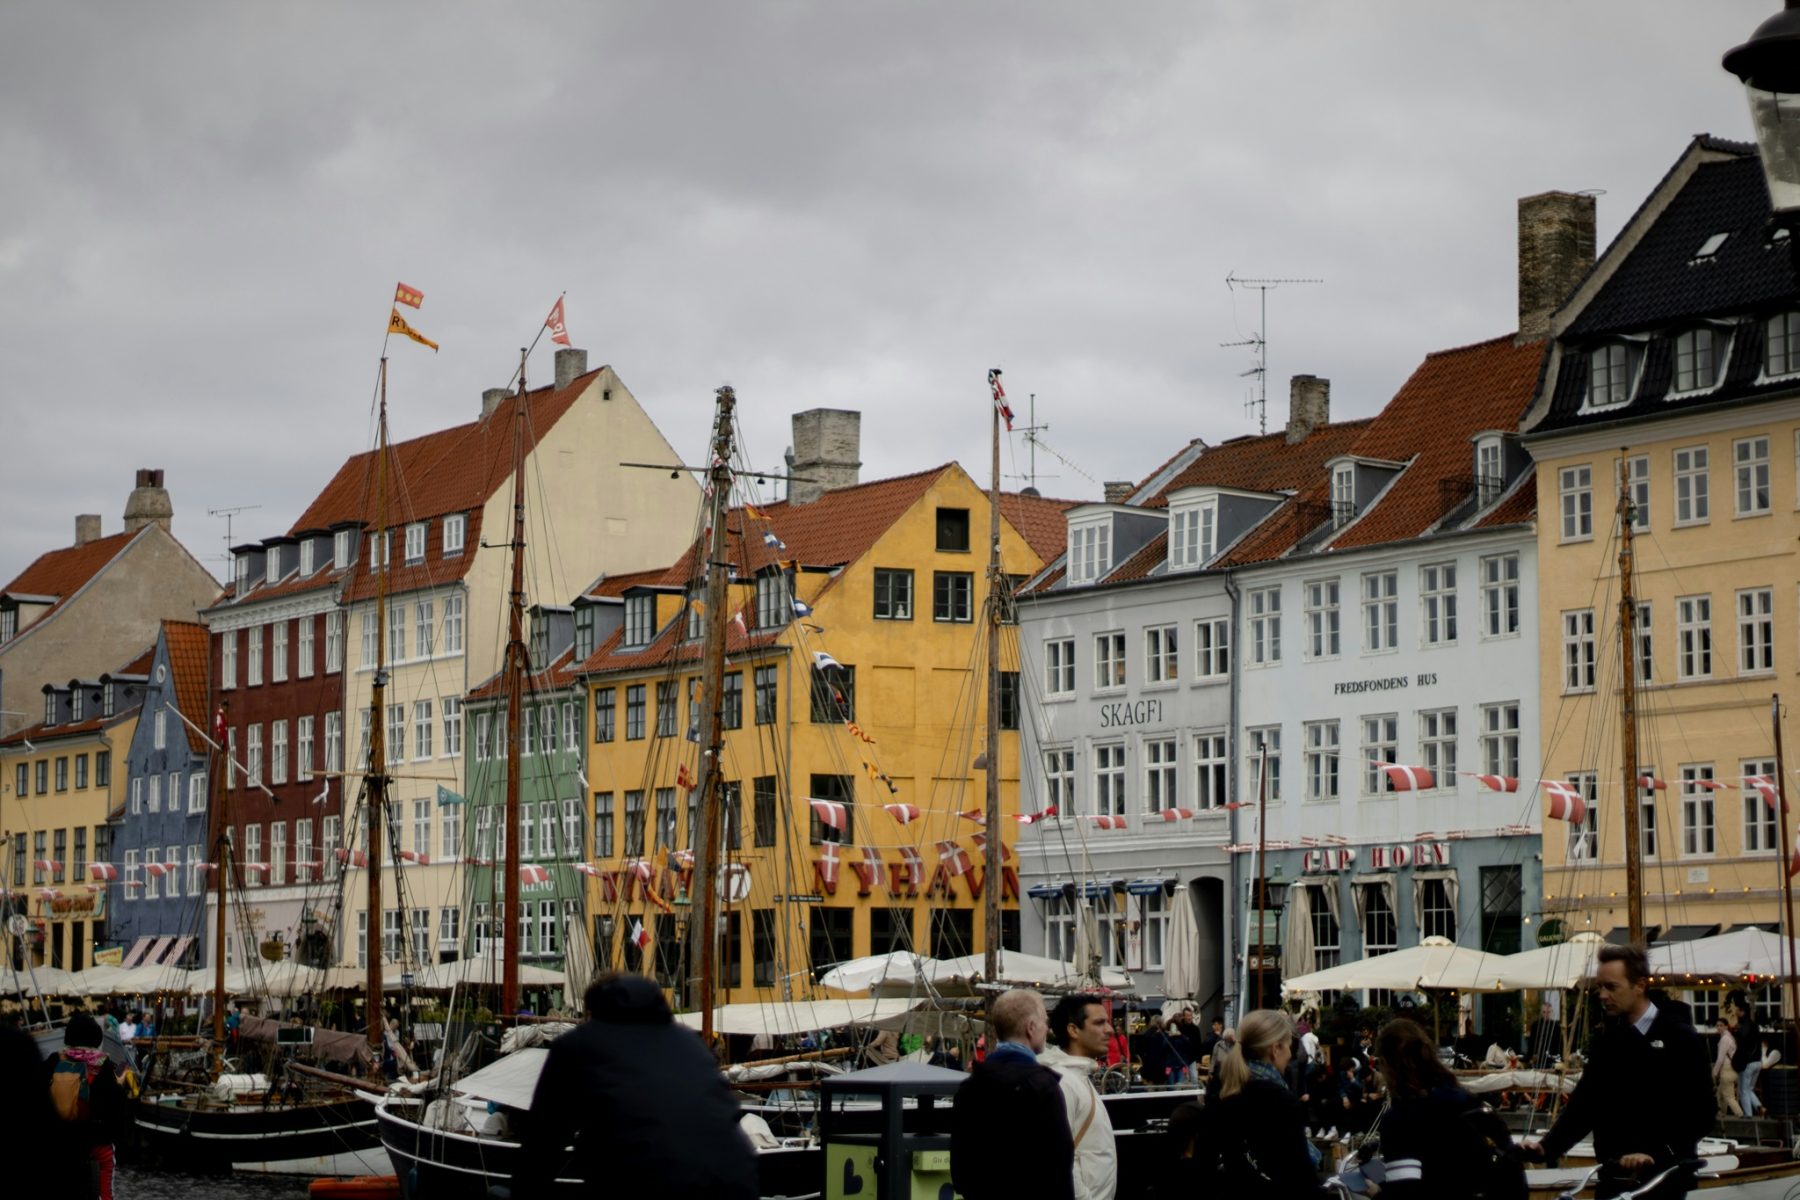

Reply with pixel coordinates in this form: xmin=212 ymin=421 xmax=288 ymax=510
xmin=1333 ymin=672 xmax=1439 ymax=695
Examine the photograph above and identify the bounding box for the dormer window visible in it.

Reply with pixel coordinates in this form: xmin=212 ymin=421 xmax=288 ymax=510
xmin=685 ymin=592 xmax=705 ymax=641
xmin=1 ymin=609 xmax=15 ymax=644
xmin=756 ymin=571 xmax=791 ymax=629
xmin=574 ymin=606 xmax=596 ymax=662
xmin=1169 ymin=502 xmax=1216 ymax=570
xmin=1766 ymin=312 xmax=1800 ymax=378
xmin=235 ymin=554 xmax=251 ymax=593
xmin=44 ymin=690 xmax=56 ymax=727
xmin=1673 ymin=328 xmax=1725 ymax=393
xmin=1586 ymin=341 xmax=1642 ymax=408
xmin=1068 ymin=523 xmax=1111 ymax=584
xmin=1476 ymin=437 xmax=1504 ymax=507
xmin=623 ymin=595 xmax=655 ymax=647
xmin=1330 ymin=464 xmax=1356 ymax=528
xmin=299 ymin=539 xmax=315 ymax=576
xmin=443 ymin=514 xmax=467 ymax=557
xmin=102 ymin=682 xmax=114 ymax=718
xmin=405 ymin=522 xmax=426 ymax=565
xmin=528 ymin=622 xmax=548 ymax=671
xmin=71 ymin=687 xmax=83 ymax=723
xmin=265 ymin=547 xmax=282 ymax=585
xmin=333 ymin=529 xmax=355 ymax=571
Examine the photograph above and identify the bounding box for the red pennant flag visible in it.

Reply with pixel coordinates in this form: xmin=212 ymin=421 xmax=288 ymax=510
xmin=1089 ymin=815 xmax=1128 ymax=830
xmin=988 ymin=368 xmax=1014 ymax=432
xmin=1380 ymin=763 xmax=1436 ymax=792
xmin=1159 ymin=808 xmax=1197 ymax=822
xmin=883 ymin=803 xmax=921 ymax=825
xmin=809 ymin=799 xmax=847 ymax=831
xmin=957 ymin=809 xmax=987 ymax=826
xmin=1748 ymin=775 xmax=1785 ymax=812
xmin=213 ymin=706 xmax=227 ymax=746
xmin=1543 ymin=782 xmax=1588 ymax=824
xmin=1470 ymin=773 xmax=1519 ymax=793
xmin=545 ymin=296 xmax=571 ymax=347
xmin=1013 ymin=806 xmax=1058 ymax=824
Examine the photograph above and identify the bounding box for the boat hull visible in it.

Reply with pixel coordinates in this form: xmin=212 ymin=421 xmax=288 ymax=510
xmin=133 ymin=1093 xmax=383 ymax=1175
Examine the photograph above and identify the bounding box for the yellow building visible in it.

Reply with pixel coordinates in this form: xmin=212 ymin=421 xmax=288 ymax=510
xmin=576 ymin=428 xmax=1070 ymax=1004
xmin=1524 ymin=138 xmax=1800 ymax=945
xmin=1 ymin=652 xmax=147 ymax=971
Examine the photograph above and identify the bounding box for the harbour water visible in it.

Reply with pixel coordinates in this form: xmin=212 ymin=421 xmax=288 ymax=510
xmin=117 ymin=1163 xmax=310 ymax=1200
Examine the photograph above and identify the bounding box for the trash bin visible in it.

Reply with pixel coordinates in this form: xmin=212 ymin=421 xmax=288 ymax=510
xmin=820 ymin=1061 xmax=966 ymax=1200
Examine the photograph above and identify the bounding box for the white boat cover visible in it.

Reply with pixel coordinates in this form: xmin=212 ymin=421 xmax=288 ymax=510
xmin=1461 ymin=1069 xmax=1578 ymax=1096
xmin=675 ymin=998 xmax=922 ymax=1036
xmin=926 ymin=951 xmax=1133 ymax=990
xmin=819 ymin=951 xmax=934 ymax=994
xmin=448 ymin=1046 xmax=549 ymax=1111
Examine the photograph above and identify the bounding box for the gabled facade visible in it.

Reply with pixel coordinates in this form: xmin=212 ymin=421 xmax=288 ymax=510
xmin=1523 ymin=137 xmax=1800 ymax=953
xmin=577 ymin=428 xmax=1070 ymax=1003
xmin=107 ymin=621 xmax=213 ymax=970
xmin=1 ymin=650 xmax=149 ymax=971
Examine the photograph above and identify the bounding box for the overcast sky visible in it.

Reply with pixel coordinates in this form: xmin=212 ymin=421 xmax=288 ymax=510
xmin=0 ymin=1 xmax=1776 ymax=583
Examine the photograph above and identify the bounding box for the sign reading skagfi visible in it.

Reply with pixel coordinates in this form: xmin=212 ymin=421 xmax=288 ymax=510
xmin=1096 ymin=698 xmax=1166 ymax=728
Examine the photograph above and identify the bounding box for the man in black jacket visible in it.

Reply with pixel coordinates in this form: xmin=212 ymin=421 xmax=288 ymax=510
xmin=515 ymin=973 xmax=757 ymax=1200
xmin=951 ymin=988 xmax=1074 ymax=1200
xmin=1524 ymin=944 xmax=1714 ymax=1199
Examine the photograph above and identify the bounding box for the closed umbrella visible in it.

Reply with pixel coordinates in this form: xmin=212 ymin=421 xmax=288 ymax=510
xmin=1163 ymin=886 xmax=1202 ymax=1000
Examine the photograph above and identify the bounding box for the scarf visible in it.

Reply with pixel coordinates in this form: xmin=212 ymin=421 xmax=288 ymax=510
xmin=1247 ymin=1059 xmax=1288 ymax=1091
xmin=985 ymin=1041 xmax=1039 ymax=1068
xmin=63 ymin=1047 xmax=108 ymax=1067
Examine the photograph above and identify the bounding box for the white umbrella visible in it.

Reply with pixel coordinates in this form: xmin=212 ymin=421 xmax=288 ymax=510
xmin=1489 ymin=932 xmax=1609 ymax=990
xmin=1280 ymin=937 xmax=1511 ymax=996
xmin=1651 ymin=927 xmax=1800 ymax=980
xmin=1163 ymin=886 xmax=1202 ymax=999
xmin=929 ymin=950 xmax=1133 ymax=990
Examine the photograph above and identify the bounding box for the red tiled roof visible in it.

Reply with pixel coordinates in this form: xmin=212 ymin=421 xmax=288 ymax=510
xmin=290 ymin=371 xmax=599 ymax=603
xmin=162 ymin=620 xmax=212 ymax=754
xmin=0 ymin=530 xmax=140 ymax=624
xmin=573 ymin=617 xmax=785 ymax=678
xmin=1149 ymin=422 xmax=1374 ymax=507
xmin=214 ymin=562 xmax=347 ymax=610
xmin=585 ymin=568 xmax=673 ymax=599
xmin=1106 ymin=532 xmax=1170 ymax=585
xmin=1328 ymin=336 xmax=1545 ymax=550
xmin=1477 ymin=473 xmax=1538 ymax=529
xmin=467 ymin=646 xmax=584 ymax=702
xmin=998 ymin=493 xmax=1082 ymax=563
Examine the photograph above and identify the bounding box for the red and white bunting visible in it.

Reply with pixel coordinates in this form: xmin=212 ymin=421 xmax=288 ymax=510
xmin=816 ymin=842 xmax=841 ymax=887
xmin=1013 ymin=806 xmax=1058 ymax=824
xmin=398 ymin=850 xmax=431 ymax=864
xmin=957 ymin=810 xmax=987 ymax=826
xmin=1088 ymin=815 xmax=1128 ymax=830
xmin=36 ymin=888 xmax=60 ymax=900
xmin=143 ymin=862 xmax=168 ymax=878
xmin=883 ymin=803 xmax=921 ymax=825
xmin=672 ymin=849 xmax=695 ymax=869
xmin=1747 ymin=775 xmax=1785 ymax=813
xmin=1159 ymin=808 xmax=1196 ymax=822
xmin=87 ymin=863 xmax=119 ymax=881
xmin=1380 ymin=763 xmax=1436 ymax=792
xmin=521 ymin=865 xmax=550 ymax=886
xmin=1638 ymin=775 xmax=1668 ymax=791
xmin=970 ymin=832 xmax=1014 ymax=861
xmin=334 ymin=848 xmax=368 ymax=868
xmin=1468 ymin=773 xmax=1520 ymax=793
xmin=243 ymin=863 xmax=271 ymax=876
xmin=32 ymin=858 xmax=55 ymax=872
xmin=625 ymin=859 xmax=653 ymax=881
xmin=895 ymin=845 xmax=924 ymax=886
xmin=1412 ymin=831 xmax=1440 ymax=843
xmin=936 ymin=840 xmax=974 ymax=877
xmin=859 ymin=846 xmax=886 ymax=889
xmin=573 ymin=863 xmax=602 ymax=877
xmin=809 ymin=799 xmax=847 ymax=831
xmin=1543 ymin=782 xmax=1588 ymax=824
xmin=1693 ymin=779 xmax=1732 ymax=792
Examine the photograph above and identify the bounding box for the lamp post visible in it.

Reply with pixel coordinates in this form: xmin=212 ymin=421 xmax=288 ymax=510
xmin=1723 ymin=1 xmax=1800 ymax=221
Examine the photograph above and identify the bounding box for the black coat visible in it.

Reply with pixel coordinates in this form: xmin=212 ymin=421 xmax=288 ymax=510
xmin=1540 ymin=1004 xmax=1715 ymax=1168
xmin=513 ymin=976 xmax=757 ymax=1200
xmin=950 ymin=1049 xmax=1074 ymax=1200
xmin=1202 ymin=1076 xmax=1330 ymax=1200
xmin=1379 ymin=1084 xmax=1524 ymax=1200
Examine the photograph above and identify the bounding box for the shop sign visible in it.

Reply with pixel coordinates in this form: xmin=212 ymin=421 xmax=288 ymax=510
xmin=1096 ymin=698 xmax=1166 ymax=729
xmin=1332 ymin=672 xmax=1439 ymax=696
xmin=1302 ymin=841 xmax=1450 ymax=873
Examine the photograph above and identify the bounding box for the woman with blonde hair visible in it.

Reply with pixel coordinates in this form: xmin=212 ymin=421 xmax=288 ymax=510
xmin=1198 ymin=1009 xmax=1327 ymax=1198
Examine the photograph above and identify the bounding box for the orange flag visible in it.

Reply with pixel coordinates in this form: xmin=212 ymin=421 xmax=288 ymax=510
xmin=545 ymin=296 xmax=571 ymax=347
xmin=388 ymin=308 xmax=438 ymax=351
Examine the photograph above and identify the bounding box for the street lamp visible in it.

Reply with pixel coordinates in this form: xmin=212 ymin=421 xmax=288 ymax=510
xmin=1723 ymin=1 xmax=1800 ymax=219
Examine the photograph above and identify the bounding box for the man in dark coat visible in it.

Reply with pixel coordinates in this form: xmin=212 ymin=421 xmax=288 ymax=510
xmin=1524 ymin=943 xmax=1714 ymax=1199
xmin=951 ymin=988 xmax=1074 ymax=1200
xmin=514 ymin=973 xmax=757 ymax=1200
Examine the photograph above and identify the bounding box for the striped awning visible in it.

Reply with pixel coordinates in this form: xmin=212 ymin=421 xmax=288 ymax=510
xmin=166 ymin=935 xmax=194 ymax=966
xmin=144 ymin=935 xmax=174 ymax=966
xmin=118 ymin=936 xmax=155 ymax=968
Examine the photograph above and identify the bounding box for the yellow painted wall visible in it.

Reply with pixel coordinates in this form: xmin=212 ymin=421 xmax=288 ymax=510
xmin=582 ymin=465 xmax=1047 ymax=1004
xmin=1533 ymin=396 xmax=1800 ymax=940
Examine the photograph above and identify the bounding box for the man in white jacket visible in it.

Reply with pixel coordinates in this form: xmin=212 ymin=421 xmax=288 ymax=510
xmin=1041 ymin=994 xmax=1118 ymax=1200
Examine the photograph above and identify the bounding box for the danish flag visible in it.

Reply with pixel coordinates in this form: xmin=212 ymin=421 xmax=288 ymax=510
xmin=1089 ymin=815 xmax=1128 ymax=830
xmin=1543 ymin=781 xmax=1588 ymax=824
xmin=87 ymin=863 xmax=118 ymax=881
xmin=629 ymin=919 xmax=651 ymax=950
xmin=1470 ymin=773 xmax=1519 ymax=793
xmin=1748 ymin=775 xmax=1785 ymax=813
xmin=677 ymin=762 xmax=697 ymax=792
xmin=936 ymin=840 xmax=974 ymax=877
xmin=809 ymin=799 xmax=847 ymax=831
xmin=573 ymin=863 xmax=602 ymax=877
xmin=1638 ymin=775 xmax=1668 ymax=791
xmin=1693 ymin=778 xmax=1731 ymax=792
xmin=883 ymin=803 xmax=921 ymax=825
xmin=958 ymin=809 xmax=987 ymax=826
xmin=1380 ymin=764 xmax=1436 ymax=792
xmin=521 ymin=865 xmax=550 ymax=886
xmin=970 ymin=833 xmax=1013 ymax=860
xmin=143 ymin=862 xmax=168 ymax=877
xmin=895 ymin=845 xmax=924 ymax=886
xmin=1159 ymin=808 xmax=1197 ymax=822
xmin=816 ymin=842 xmax=841 ymax=887
xmin=1014 ymin=806 xmax=1058 ymax=824
xmin=858 ymin=846 xmax=886 ymax=888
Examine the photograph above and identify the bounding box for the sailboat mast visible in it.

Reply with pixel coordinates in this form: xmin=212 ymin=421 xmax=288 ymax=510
xmin=366 ymin=358 xmax=390 ymax=1067
xmin=210 ymin=699 xmax=230 ymax=1074
xmin=982 ymin=381 xmax=1003 ymax=982
xmin=1773 ymin=697 xmax=1798 ymax=1028
xmin=1617 ymin=458 xmax=1644 ymax=946
xmin=689 ymin=386 xmax=737 ymax=1043
xmin=1253 ymin=738 xmax=1270 ymax=1009
xmin=501 ymin=380 xmax=530 ymax=1015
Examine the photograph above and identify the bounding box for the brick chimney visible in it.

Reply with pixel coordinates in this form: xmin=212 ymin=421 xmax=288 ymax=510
xmin=554 ymin=348 xmax=588 ymax=391
xmin=788 ymin=409 xmax=861 ymax=505
xmin=1518 ymin=191 xmax=1596 ymax=341
xmin=122 ymin=469 xmax=173 ymax=534
xmin=481 ymin=388 xmax=510 ymax=420
xmin=74 ymin=514 xmax=102 ymax=546
xmin=1285 ymin=375 xmax=1330 ymax=444
xmin=1103 ymin=481 xmax=1135 ymax=504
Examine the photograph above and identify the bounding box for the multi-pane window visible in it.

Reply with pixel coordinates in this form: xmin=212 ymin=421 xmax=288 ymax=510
xmin=443 ymin=513 xmax=466 ymax=556
xmin=1247 ymin=727 xmax=1280 ymax=802
xmin=387 ymin=703 xmax=405 ymax=764
xmin=808 ymin=774 xmax=854 ymax=844
xmin=623 ymin=595 xmax=655 ymax=646
xmin=272 ymin=622 xmax=289 ymax=682
xmin=1480 ymin=553 xmax=1520 ymax=638
xmin=1303 ymin=721 xmax=1339 ymax=802
xmin=1145 ymin=626 xmax=1178 ymax=683
xmin=1673 ymin=328 xmax=1720 ymax=393
xmin=1420 ymin=563 xmax=1456 ymax=645
xmin=625 ymin=685 xmax=646 ymax=740
xmin=1622 ymin=454 xmax=1650 ymax=532
xmin=1736 ymin=436 xmax=1772 ymax=516
xmin=1681 ymin=764 xmax=1717 ymax=856
xmin=1674 ymin=446 xmax=1709 ymax=524
xmin=1094 ymin=632 xmax=1126 ymax=690
xmin=246 ymin=724 xmax=264 ymax=787
xmin=1420 ymin=709 xmax=1456 ymax=784
xmin=413 ymin=700 xmax=433 ymax=759
xmin=1765 ymin=311 xmax=1800 ymax=376
xmin=1331 ymin=465 xmax=1356 ymax=527
xmin=1634 ymin=601 xmax=1654 ymax=685
xmin=324 ymin=712 xmax=342 ymax=772
xmin=721 ymin=672 xmax=743 ymax=730
xmin=1248 ymin=587 xmax=1281 ymax=665
xmin=593 ymin=792 xmax=615 ymax=857
xmin=405 ymin=522 xmax=426 ymax=564
xmin=1195 ymin=618 xmax=1230 ymax=679
xmin=1563 ymin=609 xmax=1596 ymax=692
xmin=1745 ymin=758 xmax=1780 ymax=854
xmin=1560 ymin=465 xmax=1593 ymax=540
xmin=1738 ymin=587 xmax=1774 ymax=673
xmin=443 ymin=698 xmax=462 ymax=757
xmin=323 ymin=815 xmax=341 ymax=880
xmin=752 ymin=776 xmax=777 ymax=847
xmin=298 ymin=617 xmax=315 ymax=678
xmin=809 ymin=663 xmax=855 ymax=723
xmin=296 ymin=819 xmax=314 ymax=882
xmin=1145 ymin=738 xmax=1178 ymax=811
xmin=1480 ymin=703 xmax=1519 ymax=779
xmin=1677 ymin=595 xmax=1713 ymax=680
xmin=1362 ymin=715 xmax=1398 ymax=794
xmin=221 ymin=629 xmax=237 ymax=688
xmin=1169 ymin=503 xmax=1216 ymax=569
xmin=270 ymin=822 xmax=287 ymax=886
xmin=1362 ymin=882 xmax=1398 ymax=959
xmin=755 ymin=573 xmax=791 ymax=630
xmin=624 ymin=791 xmax=647 ymax=855
xmin=441 ymin=798 xmax=461 ymax=861
xmin=1194 ymin=733 xmax=1228 ymax=809
xmin=1068 ymin=523 xmax=1111 ymax=584
xmin=245 ymin=824 xmax=262 ymax=882
xmin=325 ymin=611 xmax=344 ymax=673
xmin=1304 ymin=579 xmax=1340 ymax=659
xmin=1362 ymin=571 xmax=1398 ymax=653
xmin=654 ymin=788 xmax=678 ymax=852
xmin=933 ymin=572 xmax=974 ymax=622
xmin=1638 ymin=770 xmax=1658 ymax=861
xmin=1309 ymin=885 xmax=1341 ymax=970
xmin=1420 ymin=877 xmax=1456 ymax=940
xmin=247 ymin=626 xmax=264 ymax=686
xmin=594 ymin=688 xmax=615 ymax=742
xmin=655 ymin=681 xmax=677 ymax=738
xmin=415 ymin=599 xmax=435 ymax=658
xmin=754 ymin=665 xmax=778 ymax=725
xmin=1567 ymin=772 xmax=1599 ymax=860
xmin=873 ymin=569 xmax=913 ymax=620
xmin=1093 ymin=744 xmax=1126 ymax=816
xmin=270 ymin=720 xmax=288 ymax=785
xmin=443 ymin=594 xmax=464 ymax=653
xmin=1044 ymin=749 xmax=1076 ymax=814
xmin=1588 ymin=342 xmax=1636 ymax=407
xmin=1045 ymin=639 xmax=1076 ymax=696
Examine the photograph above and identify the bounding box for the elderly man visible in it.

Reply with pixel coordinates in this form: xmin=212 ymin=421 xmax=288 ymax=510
xmin=951 ymin=989 xmax=1074 ymax=1200
xmin=1041 ymin=994 xmax=1118 ymax=1200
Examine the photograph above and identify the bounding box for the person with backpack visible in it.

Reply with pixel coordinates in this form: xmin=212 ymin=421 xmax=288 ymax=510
xmin=1369 ymin=1018 xmax=1525 ymax=1200
xmin=1196 ymin=1009 xmax=1329 ymax=1199
xmin=47 ymin=1013 xmax=128 ymax=1200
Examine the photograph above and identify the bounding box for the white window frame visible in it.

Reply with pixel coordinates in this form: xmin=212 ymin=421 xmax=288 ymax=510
xmin=1563 ymin=609 xmax=1596 ymax=693
xmin=270 ymin=719 xmax=288 ymax=785
xmin=272 ymin=621 xmax=289 ymax=682
xmin=1044 ymin=748 xmax=1077 ymax=815
xmin=1145 ymin=625 xmax=1178 ymax=684
xmin=1304 ymin=579 xmax=1340 ymax=659
xmin=1479 ymin=702 xmax=1520 ymax=779
xmin=1045 ymin=638 xmax=1075 ymax=697
xmin=1247 ymin=586 xmax=1281 ymax=666
xmin=1765 ymin=311 xmax=1800 ymax=378
xmin=444 ymin=698 xmax=463 ymax=758
xmin=1672 ymin=328 xmax=1722 ymax=394
xmin=1144 ymin=737 xmax=1178 ymax=811
xmin=334 ymin=529 xmax=354 ymax=570
xmin=1362 ymin=570 xmax=1398 ymax=654
xmin=1621 ymin=454 xmax=1650 ymax=533
xmin=1094 ymin=743 xmax=1126 ymax=817
xmin=1677 ymin=594 xmax=1713 ymax=681
xmin=246 ymin=723 xmax=263 ymax=788
xmin=1303 ymin=720 xmax=1339 ymax=802
xmin=1738 ymin=587 xmax=1774 ymax=675
xmin=415 ymin=599 xmax=435 ymax=659
xmin=1480 ymin=553 xmax=1520 ymax=639
xmin=443 ymin=593 xmax=465 ymax=654
xmin=1745 ymin=757 xmax=1780 ymax=855
xmin=1361 ymin=713 xmax=1398 ymax=795
xmin=1193 ymin=732 xmax=1228 ymax=810
xmin=1068 ymin=522 xmax=1112 ymax=584
xmin=414 ymin=700 xmax=433 ymax=760
xmin=221 ymin=630 xmax=237 ymax=690
xmin=1195 ymin=617 xmax=1230 ymax=679
xmin=270 ymin=821 xmax=287 ymax=886
xmin=1681 ymin=764 xmax=1717 ymax=857
xmin=1674 ymin=446 xmax=1710 ymax=525
xmin=1559 ymin=464 xmax=1594 ymax=541
xmin=1420 ymin=562 xmax=1457 ymax=647
xmin=1419 ymin=708 xmax=1456 ymax=787
xmin=1567 ymin=772 xmax=1599 ymax=861
xmin=1169 ymin=502 xmax=1216 ymax=570
xmin=1094 ymin=631 xmax=1126 ymax=691
xmin=443 ymin=513 xmax=466 ymax=557
xmin=247 ymin=625 xmax=263 ymax=686
xmin=405 ymin=521 xmax=426 ymax=564
xmin=1247 ymin=726 xmax=1280 ymax=803
xmin=1736 ymin=436 xmax=1772 ymax=517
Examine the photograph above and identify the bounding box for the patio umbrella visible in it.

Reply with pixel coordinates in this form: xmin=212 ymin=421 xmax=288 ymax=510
xmin=1163 ymin=886 xmax=1202 ymax=1000
xmin=1489 ymin=932 xmax=1609 ymax=990
xmin=1281 ymin=937 xmax=1510 ymax=996
xmin=1651 ymin=927 xmax=1800 ymax=980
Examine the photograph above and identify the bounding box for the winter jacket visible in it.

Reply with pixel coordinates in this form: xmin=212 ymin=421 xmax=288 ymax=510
xmin=951 ymin=1044 xmax=1075 ymax=1200
xmin=1201 ymin=1075 xmax=1331 ymax=1200
xmin=1039 ymin=1047 xmax=1118 ymax=1200
xmin=1539 ymin=1004 xmax=1715 ymax=1170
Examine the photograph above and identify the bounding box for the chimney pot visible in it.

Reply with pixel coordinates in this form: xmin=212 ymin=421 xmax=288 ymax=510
xmin=554 ymin=348 xmax=589 ymax=391
xmin=1103 ymin=481 xmax=1135 ymax=504
xmin=74 ymin=514 xmax=101 ymax=546
xmin=787 ymin=409 xmax=861 ymax=504
xmin=481 ymin=388 xmax=510 ymax=420
xmin=1517 ymin=191 xmax=1597 ymax=341
xmin=122 ymin=467 xmax=174 ymax=534
xmin=1285 ymin=375 xmax=1331 ymax=444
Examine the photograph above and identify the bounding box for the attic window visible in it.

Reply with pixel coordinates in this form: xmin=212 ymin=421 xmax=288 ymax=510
xmin=1068 ymin=523 xmax=1111 ymax=584
xmin=1169 ymin=502 xmax=1216 ymax=570
xmin=333 ymin=529 xmax=355 ymax=571
xmin=1475 ymin=438 xmax=1504 ymax=507
xmin=235 ymin=555 xmax=251 ymax=594
xmin=1585 ymin=342 xmax=1642 ymax=410
xmin=1767 ymin=312 xmax=1800 ymax=378
xmin=0 ymin=609 xmax=14 ymax=644
xmin=622 ymin=595 xmax=655 ymax=647
xmin=299 ymin=540 xmax=315 ymax=576
xmin=936 ymin=508 xmax=970 ymax=553
xmin=1691 ymin=232 xmax=1729 ymax=262
xmin=1330 ymin=465 xmax=1356 ymax=528
xmin=265 ymin=547 xmax=281 ymax=586
xmin=1672 ymin=328 xmax=1724 ymax=394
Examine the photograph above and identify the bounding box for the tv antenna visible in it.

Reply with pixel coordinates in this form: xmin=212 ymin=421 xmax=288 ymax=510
xmin=1002 ymin=393 xmax=1056 ymax=493
xmin=1224 ymin=273 xmax=1323 ymax=434
xmin=207 ymin=505 xmax=262 ymax=567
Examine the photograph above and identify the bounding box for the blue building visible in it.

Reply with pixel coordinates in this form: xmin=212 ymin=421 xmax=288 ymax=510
xmin=108 ymin=620 xmax=213 ymax=969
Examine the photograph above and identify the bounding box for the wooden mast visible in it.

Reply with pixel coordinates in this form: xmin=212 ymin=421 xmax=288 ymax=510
xmin=982 ymin=372 xmax=1004 ymax=982
xmin=1617 ymin=457 xmax=1644 ymax=946
xmin=688 ymin=386 xmax=737 ymax=1043
xmin=365 ymin=358 xmax=390 ymax=1070
xmin=210 ymin=699 xmax=230 ymax=1075
xmin=1773 ymin=697 xmax=1798 ymax=1028
xmin=500 ymin=368 xmax=530 ymax=1016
